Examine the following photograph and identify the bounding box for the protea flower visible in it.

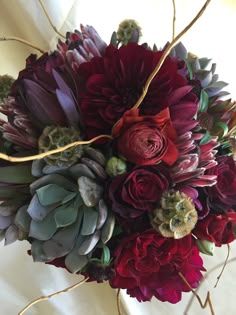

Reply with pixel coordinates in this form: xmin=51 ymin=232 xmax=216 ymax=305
xmin=0 ymin=69 xmax=82 ymax=152
xmin=58 ymin=25 xmax=107 ymax=72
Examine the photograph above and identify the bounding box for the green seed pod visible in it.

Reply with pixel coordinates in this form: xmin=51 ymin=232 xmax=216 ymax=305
xmin=196 ymin=239 xmax=215 ymax=256
xmin=106 ymin=156 xmax=127 ymax=177
xmin=117 ymin=19 xmax=141 ymax=45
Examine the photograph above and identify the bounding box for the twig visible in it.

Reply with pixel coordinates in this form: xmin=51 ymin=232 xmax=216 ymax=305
xmin=117 ymin=289 xmax=122 ymax=315
xmin=0 ymin=134 xmax=113 ymax=162
xmin=17 ymin=276 xmax=88 ymax=315
xmin=214 ymin=244 xmax=230 ymax=288
xmin=184 ymin=252 xmax=236 ymax=314
xmin=179 ymin=272 xmax=215 ymax=315
xmin=172 ymin=0 xmax=176 ymax=41
xmin=38 ymin=0 xmax=66 ymax=39
xmin=0 ymin=37 xmax=45 ymax=54
xmin=132 ymin=0 xmax=212 ymax=110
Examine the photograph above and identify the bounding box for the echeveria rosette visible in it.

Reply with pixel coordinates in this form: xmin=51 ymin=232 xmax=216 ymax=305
xmin=78 ymin=43 xmax=192 ymax=139
xmin=110 ymin=230 xmax=205 ymax=303
xmin=112 ymin=108 xmax=178 ymax=166
xmin=106 ymin=165 xmax=171 ymax=219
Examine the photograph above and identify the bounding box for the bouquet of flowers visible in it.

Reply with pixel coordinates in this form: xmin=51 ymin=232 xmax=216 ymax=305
xmin=0 ymin=4 xmax=236 ymax=310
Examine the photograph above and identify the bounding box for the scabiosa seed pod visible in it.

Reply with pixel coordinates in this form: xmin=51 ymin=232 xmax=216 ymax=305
xmin=0 ymin=74 xmax=15 ymax=101
xmin=117 ymin=19 xmax=141 ymax=45
xmin=150 ymin=190 xmax=198 ymax=239
xmin=38 ymin=126 xmax=83 ymax=167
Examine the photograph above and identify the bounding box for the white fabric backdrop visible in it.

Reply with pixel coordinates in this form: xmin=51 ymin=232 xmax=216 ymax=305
xmin=0 ymin=1 xmax=236 ymax=314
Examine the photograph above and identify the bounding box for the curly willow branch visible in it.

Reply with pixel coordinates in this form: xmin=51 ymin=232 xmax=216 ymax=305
xmin=117 ymin=289 xmax=122 ymax=315
xmin=132 ymin=0 xmax=212 ymax=110
xmin=38 ymin=0 xmax=66 ymax=39
xmin=184 ymin=245 xmax=234 ymax=315
xmin=0 ymin=37 xmax=45 ymax=54
xmin=0 ymin=0 xmax=211 ymax=164
xmin=0 ymin=134 xmax=113 ymax=162
xmin=178 ymin=272 xmax=215 ymax=315
xmin=17 ymin=276 xmax=89 ymax=315
xmin=172 ymin=0 xmax=177 ymax=41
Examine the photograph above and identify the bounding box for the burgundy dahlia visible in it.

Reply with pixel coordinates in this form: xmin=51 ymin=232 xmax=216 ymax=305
xmin=78 ymin=43 xmax=188 ymax=138
xmin=110 ymin=231 xmax=204 ymax=303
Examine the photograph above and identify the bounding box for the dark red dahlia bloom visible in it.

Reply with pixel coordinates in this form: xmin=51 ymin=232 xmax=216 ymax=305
xmin=106 ymin=165 xmax=171 ymax=219
xmin=193 ymin=211 xmax=236 ymax=246
xmin=110 ymin=231 xmax=204 ymax=303
xmin=78 ymin=43 xmax=188 ymax=138
xmin=206 ymin=156 xmax=236 ymax=213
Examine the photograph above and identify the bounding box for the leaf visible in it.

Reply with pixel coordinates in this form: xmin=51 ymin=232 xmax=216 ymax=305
xmin=184 ymin=59 xmax=193 ymax=80
xmin=200 ymin=131 xmax=212 ymax=145
xmin=31 ymin=240 xmax=50 ymax=262
xmin=4 ymin=225 xmax=19 ymax=245
xmin=29 ymin=209 xmax=57 ymax=241
xmin=199 ymin=90 xmax=209 ymax=113
xmin=14 ymin=205 xmax=31 ymax=233
xmin=30 ymin=174 xmax=77 ymax=195
xmin=27 ymin=194 xmax=57 ymax=221
xmin=43 ymin=212 xmax=82 ymax=260
xmin=65 ymin=251 xmax=88 ymax=273
xmin=0 ymin=165 xmax=34 ymax=184
xmin=101 ymin=245 xmax=111 ymax=265
xmin=0 ymin=214 xmax=14 ymax=229
xmin=81 ymin=207 xmax=98 ymax=236
xmin=36 ymin=184 xmax=71 ymax=206
xmin=212 ymin=121 xmax=229 ymax=138
xmin=54 ymin=201 xmax=78 ymax=228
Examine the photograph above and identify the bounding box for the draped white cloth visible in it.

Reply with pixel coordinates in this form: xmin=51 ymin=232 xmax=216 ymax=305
xmin=0 ymin=1 xmax=236 ymax=314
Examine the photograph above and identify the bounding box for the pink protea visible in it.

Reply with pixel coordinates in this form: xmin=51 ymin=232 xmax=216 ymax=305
xmin=171 ymin=133 xmax=218 ymax=188
xmin=57 ymin=25 xmax=107 ymax=71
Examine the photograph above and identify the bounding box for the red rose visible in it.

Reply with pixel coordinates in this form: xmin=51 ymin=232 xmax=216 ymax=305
xmin=110 ymin=231 xmax=204 ymax=303
xmin=206 ymin=156 xmax=236 ymax=212
xmin=193 ymin=212 xmax=236 ymax=246
xmin=112 ymin=108 xmax=178 ymax=166
xmin=107 ymin=165 xmax=171 ymax=218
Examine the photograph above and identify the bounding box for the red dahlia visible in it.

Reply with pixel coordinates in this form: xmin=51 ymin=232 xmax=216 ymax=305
xmin=78 ymin=43 xmax=189 ymax=138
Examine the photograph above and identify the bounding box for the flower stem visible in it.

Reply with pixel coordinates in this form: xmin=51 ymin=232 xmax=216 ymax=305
xmin=17 ymin=276 xmax=88 ymax=315
xmin=0 ymin=134 xmax=113 ymax=162
xmin=132 ymin=0 xmax=212 ymax=110
xmin=0 ymin=37 xmax=45 ymax=54
xmin=38 ymin=0 xmax=66 ymax=39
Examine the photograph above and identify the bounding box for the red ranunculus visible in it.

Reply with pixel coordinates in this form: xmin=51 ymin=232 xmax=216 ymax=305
xmin=193 ymin=211 xmax=236 ymax=246
xmin=206 ymin=156 xmax=236 ymax=212
xmin=107 ymin=165 xmax=171 ymax=219
xmin=110 ymin=230 xmax=204 ymax=303
xmin=112 ymin=108 xmax=178 ymax=166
